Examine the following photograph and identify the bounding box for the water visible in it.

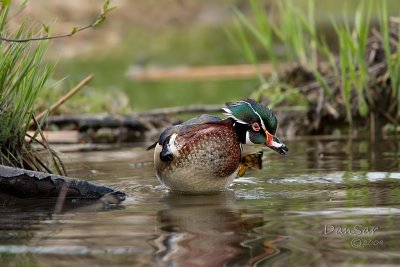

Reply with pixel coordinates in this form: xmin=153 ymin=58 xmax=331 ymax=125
xmin=0 ymin=138 xmax=400 ymax=266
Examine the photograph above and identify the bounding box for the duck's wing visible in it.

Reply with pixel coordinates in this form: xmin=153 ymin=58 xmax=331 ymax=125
xmin=181 ymin=114 xmax=222 ymax=125
xmin=147 ymin=114 xmax=223 ymax=150
xmin=148 ymin=115 xmax=229 ymax=161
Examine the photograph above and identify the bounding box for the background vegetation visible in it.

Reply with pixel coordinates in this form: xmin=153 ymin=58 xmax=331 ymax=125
xmin=0 ymin=3 xmax=64 ymax=172
xmin=7 ymin=0 xmax=397 ymax=114
xmin=231 ymin=0 xmax=400 ymax=129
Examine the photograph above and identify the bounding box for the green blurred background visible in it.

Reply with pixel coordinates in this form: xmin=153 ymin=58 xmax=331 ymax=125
xmin=12 ymin=0 xmax=400 ymax=113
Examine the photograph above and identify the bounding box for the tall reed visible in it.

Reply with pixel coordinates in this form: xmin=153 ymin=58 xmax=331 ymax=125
xmin=231 ymin=0 xmax=400 ymax=124
xmin=0 ymin=4 xmax=64 ymax=173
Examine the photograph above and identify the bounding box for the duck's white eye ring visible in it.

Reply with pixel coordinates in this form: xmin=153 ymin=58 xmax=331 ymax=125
xmin=252 ymin=122 xmax=260 ymax=131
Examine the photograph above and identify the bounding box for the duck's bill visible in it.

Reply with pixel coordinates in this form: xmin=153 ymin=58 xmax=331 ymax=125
xmin=266 ymin=135 xmax=288 ymax=155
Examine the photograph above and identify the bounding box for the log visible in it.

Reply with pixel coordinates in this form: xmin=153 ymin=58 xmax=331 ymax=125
xmin=45 ymin=114 xmax=149 ymax=131
xmin=129 ymin=63 xmax=283 ymax=81
xmin=0 ymin=165 xmax=126 ymax=203
xmin=37 ymin=114 xmax=175 ymax=143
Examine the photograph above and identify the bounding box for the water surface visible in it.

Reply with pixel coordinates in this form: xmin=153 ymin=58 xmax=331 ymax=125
xmin=1 ymin=138 xmax=400 ymax=266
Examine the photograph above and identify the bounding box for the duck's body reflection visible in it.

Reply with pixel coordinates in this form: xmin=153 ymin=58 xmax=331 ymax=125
xmin=154 ymin=191 xmax=288 ymax=267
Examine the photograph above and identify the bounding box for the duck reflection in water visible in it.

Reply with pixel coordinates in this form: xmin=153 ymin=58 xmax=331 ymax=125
xmin=153 ymin=190 xmax=290 ymax=266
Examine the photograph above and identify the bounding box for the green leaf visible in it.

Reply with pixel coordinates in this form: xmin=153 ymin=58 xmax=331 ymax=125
xmin=1 ymin=0 xmax=11 ymax=7
xmin=42 ymin=24 xmax=49 ymax=34
xmin=71 ymin=27 xmax=78 ymax=35
xmin=94 ymin=16 xmax=106 ymax=26
xmin=105 ymin=6 xmax=117 ymax=14
xmin=103 ymin=0 xmax=110 ymax=10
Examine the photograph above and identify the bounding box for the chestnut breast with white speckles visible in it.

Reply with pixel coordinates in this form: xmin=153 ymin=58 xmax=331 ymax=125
xmin=154 ymin=123 xmax=241 ymax=193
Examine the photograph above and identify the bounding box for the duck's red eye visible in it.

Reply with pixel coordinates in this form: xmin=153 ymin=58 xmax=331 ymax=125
xmin=252 ymin=122 xmax=260 ymax=131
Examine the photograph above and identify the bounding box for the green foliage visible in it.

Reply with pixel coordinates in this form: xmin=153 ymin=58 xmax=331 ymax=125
xmin=0 ymin=5 xmax=61 ymax=172
xmin=37 ymin=79 xmax=131 ymax=115
xmin=229 ymin=0 xmax=331 ymax=109
xmin=231 ymin=0 xmax=400 ymax=124
xmin=380 ymin=0 xmax=400 ymax=113
xmin=331 ymin=1 xmax=372 ymax=123
xmin=250 ymin=82 xmax=308 ymax=109
xmin=0 ymin=0 xmax=11 ymax=7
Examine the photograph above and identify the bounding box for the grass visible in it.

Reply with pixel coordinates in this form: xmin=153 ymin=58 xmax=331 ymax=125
xmin=231 ymin=0 xmax=400 ymax=124
xmin=380 ymin=1 xmax=400 ymax=112
xmin=0 ymin=4 xmax=64 ymax=173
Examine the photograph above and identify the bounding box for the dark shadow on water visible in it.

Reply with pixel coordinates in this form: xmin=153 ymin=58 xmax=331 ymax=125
xmin=153 ymin=191 xmax=290 ymax=266
xmin=0 ymin=193 xmax=124 ymax=214
xmin=0 ymin=193 xmax=124 ymax=246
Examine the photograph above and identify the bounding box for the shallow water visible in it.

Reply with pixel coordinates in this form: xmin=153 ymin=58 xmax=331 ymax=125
xmin=1 ymin=138 xmax=400 ymax=266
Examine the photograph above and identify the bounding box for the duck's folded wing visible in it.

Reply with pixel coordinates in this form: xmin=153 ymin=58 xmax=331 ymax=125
xmin=147 ymin=115 xmax=234 ymax=159
xmin=147 ymin=114 xmax=222 ymax=150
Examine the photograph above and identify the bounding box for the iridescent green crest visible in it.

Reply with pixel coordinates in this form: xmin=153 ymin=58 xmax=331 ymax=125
xmin=223 ymin=99 xmax=277 ymax=134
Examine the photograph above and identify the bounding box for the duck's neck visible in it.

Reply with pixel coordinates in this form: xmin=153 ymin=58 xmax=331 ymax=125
xmin=232 ymin=121 xmax=248 ymax=144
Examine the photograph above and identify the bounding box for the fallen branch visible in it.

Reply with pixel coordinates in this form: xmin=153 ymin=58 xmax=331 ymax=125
xmin=45 ymin=114 xmax=150 ymax=130
xmin=0 ymin=164 xmax=125 ymax=203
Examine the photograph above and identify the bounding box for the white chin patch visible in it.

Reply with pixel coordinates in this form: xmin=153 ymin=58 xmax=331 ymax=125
xmin=245 ymin=131 xmax=257 ymax=145
xmin=168 ymin=134 xmax=180 ymax=156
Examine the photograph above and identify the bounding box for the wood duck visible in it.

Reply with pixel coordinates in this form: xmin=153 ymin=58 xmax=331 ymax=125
xmin=148 ymin=99 xmax=288 ymax=193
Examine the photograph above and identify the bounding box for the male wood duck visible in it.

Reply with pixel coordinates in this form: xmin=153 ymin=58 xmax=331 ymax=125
xmin=148 ymin=99 xmax=288 ymax=193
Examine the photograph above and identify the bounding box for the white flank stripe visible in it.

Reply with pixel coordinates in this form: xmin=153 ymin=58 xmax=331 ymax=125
xmin=168 ymin=134 xmax=180 ymax=157
xmin=245 ymin=131 xmax=256 ymax=145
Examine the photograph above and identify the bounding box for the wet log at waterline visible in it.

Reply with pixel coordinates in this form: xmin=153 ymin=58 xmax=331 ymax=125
xmin=41 ymin=114 xmax=176 ymax=143
xmin=0 ymin=165 xmax=125 ymax=203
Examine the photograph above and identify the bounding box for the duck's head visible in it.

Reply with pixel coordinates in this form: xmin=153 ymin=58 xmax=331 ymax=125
xmin=223 ymin=99 xmax=288 ymax=155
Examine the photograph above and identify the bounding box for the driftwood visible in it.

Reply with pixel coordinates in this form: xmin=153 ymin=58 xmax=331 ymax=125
xmin=129 ymin=63 xmax=283 ymax=81
xmin=30 ymin=113 xmax=174 ymax=144
xmin=0 ymin=164 xmax=125 ymax=203
xmin=46 ymin=114 xmax=149 ymax=130
xmin=40 ymin=114 xmax=175 ymax=143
